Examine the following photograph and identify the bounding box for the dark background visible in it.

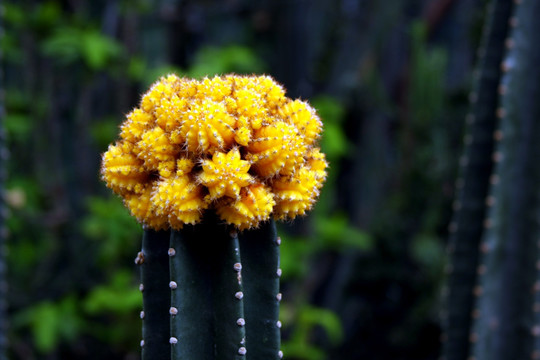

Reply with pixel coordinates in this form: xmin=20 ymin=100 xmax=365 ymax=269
xmin=3 ymin=0 xmax=484 ymax=358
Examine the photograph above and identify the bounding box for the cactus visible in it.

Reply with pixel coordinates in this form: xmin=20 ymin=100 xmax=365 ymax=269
xmin=169 ymin=213 xmax=246 ymax=359
xmin=469 ymin=0 xmax=540 ymax=358
xmin=444 ymin=0 xmax=540 ymax=359
xmin=442 ymin=0 xmax=514 ymax=359
xmin=102 ymin=74 xmax=327 ymax=359
xmin=139 ymin=229 xmax=171 ymax=359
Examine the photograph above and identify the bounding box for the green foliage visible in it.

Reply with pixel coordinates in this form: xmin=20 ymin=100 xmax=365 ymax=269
xmin=42 ymin=27 xmax=124 ymax=70
xmin=82 ymin=270 xmax=142 ymax=346
xmin=4 ymin=91 xmax=33 ymax=144
xmin=13 ymin=296 xmax=82 ymax=353
xmin=279 ymin=215 xmax=372 ymax=280
xmin=315 ymin=214 xmax=373 ymax=252
xmin=81 ymin=196 xmax=140 ymax=266
xmin=83 ymin=270 xmax=141 ymax=315
xmin=281 ymin=304 xmax=344 ymax=360
xmin=311 ymin=96 xmax=350 ymax=162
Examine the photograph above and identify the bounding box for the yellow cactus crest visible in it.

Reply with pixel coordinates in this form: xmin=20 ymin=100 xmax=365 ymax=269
xmin=101 ymin=74 xmax=328 ymax=230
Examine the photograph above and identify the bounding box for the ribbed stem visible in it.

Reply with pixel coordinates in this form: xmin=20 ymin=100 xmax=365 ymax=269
xmin=170 ymin=213 xmax=246 ymax=360
xmin=238 ymin=220 xmax=282 ymax=359
xmin=470 ymin=0 xmax=540 ymax=358
xmin=442 ymin=1 xmax=514 ymax=359
xmin=140 ymin=229 xmax=171 ymax=360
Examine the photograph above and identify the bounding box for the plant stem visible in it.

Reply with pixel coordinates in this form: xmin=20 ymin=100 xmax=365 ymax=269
xmin=170 ymin=213 xmax=246 ymax=360
xmin=471 ymin=0 xmax=540 ymax=358
xmin=443 ymin=0 xmax=513 ymax=359
xmin=238 ymin=220 xmax=282 ymax=359
xmin=140 ymin=229 xmax=171 ymax=360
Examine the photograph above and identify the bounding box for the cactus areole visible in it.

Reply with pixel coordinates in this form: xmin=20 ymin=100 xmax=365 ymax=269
xmin=101 ymin=74 xmax=327 ymax=360
xmin=101 ymin=74 xmax=327 ymax=231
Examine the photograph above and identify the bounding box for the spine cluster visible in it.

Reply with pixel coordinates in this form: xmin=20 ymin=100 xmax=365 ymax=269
xmin=101 ymin=74 xmax=327 ymax=230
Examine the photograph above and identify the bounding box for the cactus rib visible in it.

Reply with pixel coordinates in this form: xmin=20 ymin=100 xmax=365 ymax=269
xmin=170 ymin=213 xmax=246 ymax=359
xmin=238 ymin=220 xmax=281 ymax=359
xmin=471 ymin=0 xmax=540 ymax=358
xmin=442 ymin=0 xmax=514 ymax=359
xmin=140 ymin=229 xmax=171 ymax=360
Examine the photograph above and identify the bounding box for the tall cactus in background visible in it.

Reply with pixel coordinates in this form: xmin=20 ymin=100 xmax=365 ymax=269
xmin=444 ymin=0 xmax=540 ymax=359
xmin=470 ymin=0 xmax=540 ymax=358
xmin=101 ymin=74 xmax=327 ymax=359
xmin=442 ymin=0 xmax=514 ymax=359
xmin=0 ymin=2 xmax=8 ymax=359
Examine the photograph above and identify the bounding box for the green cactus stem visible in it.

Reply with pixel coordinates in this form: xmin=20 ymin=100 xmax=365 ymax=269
xmin=139 ymin=229 xmax=171 ymax=360
xmin=169 ymin=212 xmax=246 ymax=359
xmin=137 ymin=215 xmax=282 ymax=360
xmin=470 ymin=0 xmax=540 ymax=358
xmin=442 ymin=0 xmax=514 ymax=359
xmin=238 ymin=220 xmax=282 ymax=359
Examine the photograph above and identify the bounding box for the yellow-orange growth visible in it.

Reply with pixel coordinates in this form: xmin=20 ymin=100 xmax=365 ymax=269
xmin=101 ymin=74 xmax=327 ymax=230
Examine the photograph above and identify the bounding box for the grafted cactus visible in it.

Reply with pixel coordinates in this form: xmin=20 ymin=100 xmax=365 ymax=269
xmin=101 ymin=74 xmax=327 ymax=359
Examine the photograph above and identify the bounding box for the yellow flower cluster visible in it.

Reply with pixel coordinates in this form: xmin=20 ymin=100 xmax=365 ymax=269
xmin=101 ymin=74 xmax=327 ymax=230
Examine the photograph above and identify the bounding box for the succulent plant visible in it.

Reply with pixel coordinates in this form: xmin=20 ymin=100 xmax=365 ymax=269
xmin=443 ymin=0 xmax=540 ymax=359
xmin=101 ymin=74 xmax=327 ymax=359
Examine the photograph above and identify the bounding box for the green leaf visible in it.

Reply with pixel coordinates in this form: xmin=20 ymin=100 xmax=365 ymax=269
xmin=315 ymin=213 xmax=374 ymax=251
xmin=32 ymin=1 xmax=62 ymax=30
xmin=81 ymin=31 xmax=123 ymax=70
xmin=41 ymin=27 xmax=81 ymax=64
xmin=5 ymin=113 xmax=32 ymax=143
xmin=311 ymin=96 xmax=346 ymax=125
xmin=41 ymin=27 xmax=123 ymax=69
xmin=320 ymin=122 xmax=350 ymax=160
xmin=83 ymin=270 xmax=142 ymax=315
xmin=4 ymin=3 xmax=26 ymax=28
xmin=282 ymin=305 xmax=344 ymax=360
xmin=81 ymin=196 xmax=140 ymax=266
xmin=299 ymin=306 xmax=344 ymax=345
xmin=278 ymin=234 xmax=312 ymax=279
xmin=13 ymin=296 xmax=82 ymax=353
xmin=127 ymin=56 xmax=147 ymax=80
xmin=311 ymin=96 xmax=350 ymax=160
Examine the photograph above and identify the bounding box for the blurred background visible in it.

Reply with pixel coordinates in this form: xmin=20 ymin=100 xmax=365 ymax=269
xmin=2 ymin=0 xmax=483 ymax=358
